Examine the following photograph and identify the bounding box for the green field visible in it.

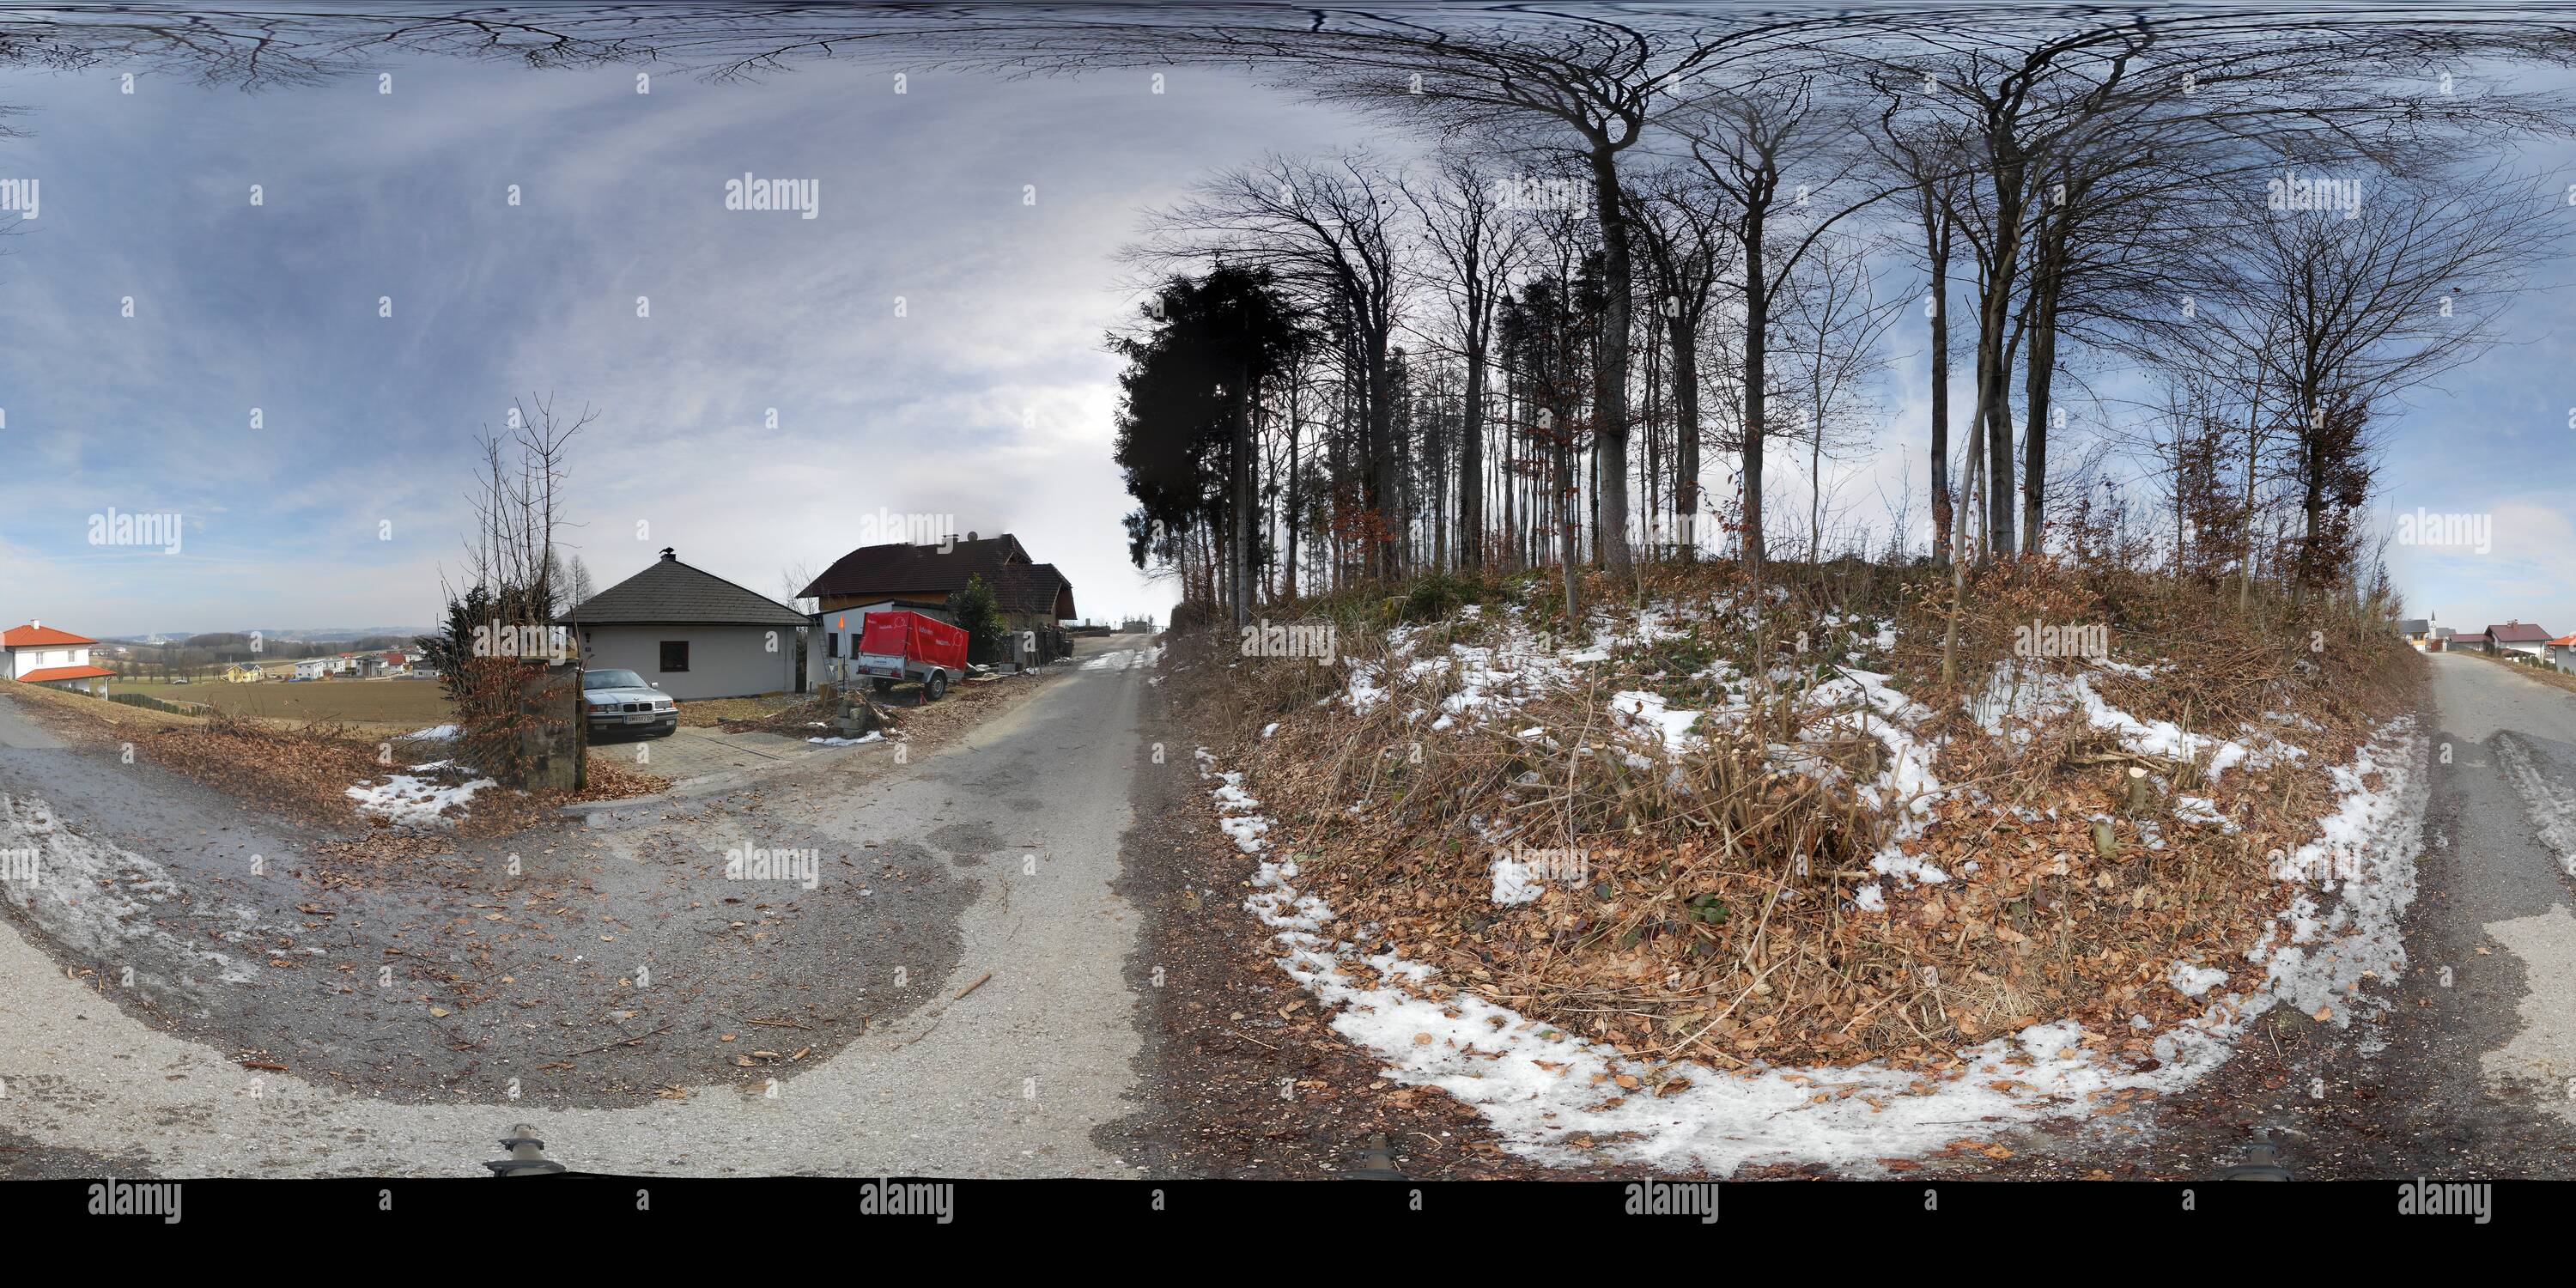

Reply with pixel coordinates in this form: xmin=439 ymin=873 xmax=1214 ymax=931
xmin=116 ymin=678 xmax=455 ymax=729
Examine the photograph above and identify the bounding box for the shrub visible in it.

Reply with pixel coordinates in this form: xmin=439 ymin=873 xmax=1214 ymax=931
xmin=110 ymin=691 xmax=191 ymax=714
xmin=945 ymin=574 xmax=1006 ymax=664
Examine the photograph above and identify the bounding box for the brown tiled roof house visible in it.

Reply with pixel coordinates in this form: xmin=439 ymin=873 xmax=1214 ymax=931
xmin=2482 ymin=621 xmax=2553 ymax=655
xmin=799 ymin=532 xmax=1076 ymax=628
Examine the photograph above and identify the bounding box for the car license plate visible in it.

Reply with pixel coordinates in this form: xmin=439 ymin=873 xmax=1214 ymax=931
xmin=624 ymin=713 xmax=653 ymax=725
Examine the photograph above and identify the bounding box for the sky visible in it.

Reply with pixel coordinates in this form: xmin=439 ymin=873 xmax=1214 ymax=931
xmin=2 ymin=11 xmax=2573 ymax=641
xmin=0 ymin=49 xmax=1368 ymax=636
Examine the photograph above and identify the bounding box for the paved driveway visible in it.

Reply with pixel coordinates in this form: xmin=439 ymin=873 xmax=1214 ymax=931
xmin=586 ymin=724 xmax=823 ymax=784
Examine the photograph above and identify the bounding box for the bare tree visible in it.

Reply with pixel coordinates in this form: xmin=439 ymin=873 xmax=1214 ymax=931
xmin=2190 ymin=166 xmax=2563 ymax=588
xmin=1772 ymin=234 xmax=1902 ymax=562
xmin=1627 ymin=165 xmax=1735 ymax=559
xmin=1677 ymin=72 xmax=1901 ymax=568
xmin=1402 ymin=152 xmax=1528 ymax=574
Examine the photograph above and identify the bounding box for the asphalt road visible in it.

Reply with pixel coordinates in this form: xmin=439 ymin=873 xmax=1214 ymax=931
xmin=2377 ymin=654 xmax=2576 ymax=1164
xmin=0 ymin=640 xmax=1157 ymax=1177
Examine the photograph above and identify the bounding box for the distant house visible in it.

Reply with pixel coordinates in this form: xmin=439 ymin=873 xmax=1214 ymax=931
xmin=554 ymin=547 xmax=810 ymax=700
xmin=224 ymin=663 xmax=264 ymax=683
xmin=293 ymin=659 xmax=329 ymax=680
xmin=379 ymin=650 xmax=410 ymax=675
xmin=2548 ymin=634 xmax=2576 ymax=673
xmin=3 ymin=622 xmax=115 ymax=696
xmin=2483 ymin=622 xmax=2553 ymax=659
xmin=2396 ymin=618 xmax=2432 ymax=650
xmin=799 ymin=532 xmax=1076 ymax=673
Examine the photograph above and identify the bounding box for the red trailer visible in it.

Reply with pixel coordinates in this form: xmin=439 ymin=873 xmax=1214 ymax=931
xmin=854 ymin=610 xmax=970 ymax=701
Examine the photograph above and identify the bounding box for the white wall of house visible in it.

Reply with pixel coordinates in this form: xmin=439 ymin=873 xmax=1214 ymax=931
xmin=2501 ymin=640 xmax=2549 ymax=659
xmin=6 ymin=644 xmax=92 ymax=679
xmin=577 ymin=623 xmax=795 ymax=700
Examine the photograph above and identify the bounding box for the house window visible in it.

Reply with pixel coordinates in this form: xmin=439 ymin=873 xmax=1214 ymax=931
xmin=659 ymin=641 xmax=690 ymax=673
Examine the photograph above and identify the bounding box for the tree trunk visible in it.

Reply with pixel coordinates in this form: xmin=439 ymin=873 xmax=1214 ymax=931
xmin=1974 ymin=157 xmax=2029 ymax=561
xmin=1231 ymin=361 xmax=1253 ymax=628
xmin=1461 ymin=346 xmax=1485 ymax=572
xmin=1672 ymin=306 xmax=1700 ymax=561
xmin=1926 ymin=195 xmax=1953 ymax=569
xmin=1365 ymin=334 xmax=1395 ymax=580
xmin=2020 ymin=209 xmax=2066 ymax=556
xmin=1283 ymin=377 xmax=1302 ymax=600
xmin=1741 ymin=211 xmax=1770 ymax=568
xmin=1589 ymin=146 xmax=1635 ymax=577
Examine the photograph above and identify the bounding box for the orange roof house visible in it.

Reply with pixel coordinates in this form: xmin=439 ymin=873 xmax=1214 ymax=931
xmin=3 ymin=621 xmax=113 ymax=695
xmin=2 ymin=623 xmax=96 ymax=648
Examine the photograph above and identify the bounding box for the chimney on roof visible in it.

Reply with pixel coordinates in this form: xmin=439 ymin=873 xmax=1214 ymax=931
xmin=659 ymin=547 xmax=676 ymax=562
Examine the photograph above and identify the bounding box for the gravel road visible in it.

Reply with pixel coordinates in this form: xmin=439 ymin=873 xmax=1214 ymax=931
xmin=0 ymin=640 xmax=1156 ymax=1177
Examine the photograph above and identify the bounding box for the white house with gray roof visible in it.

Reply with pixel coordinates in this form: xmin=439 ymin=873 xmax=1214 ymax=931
xmin=554 ymin=548 xmax=810 ymax=700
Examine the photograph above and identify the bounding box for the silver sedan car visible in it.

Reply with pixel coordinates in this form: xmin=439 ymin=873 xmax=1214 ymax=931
xmin=580 ymin=667 xmax=677 ymax=738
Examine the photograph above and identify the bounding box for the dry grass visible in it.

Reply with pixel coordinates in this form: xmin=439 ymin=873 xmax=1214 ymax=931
xmin=1170 ymin=557 xmax=2424 ymax=1073
xmin=677 ymin=692 xmax=807 ymax=727
xmin=4 ymin=679 xmax=204 ymax=732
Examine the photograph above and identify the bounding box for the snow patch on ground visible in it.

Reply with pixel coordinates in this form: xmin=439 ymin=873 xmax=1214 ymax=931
xmin=344 ymin=774 xmax=494 ymax=828
xmin=1490 ymin=851 xmax=1545 ymax=906
xmin=2167 ymin=961 xmax=2229 ymax=997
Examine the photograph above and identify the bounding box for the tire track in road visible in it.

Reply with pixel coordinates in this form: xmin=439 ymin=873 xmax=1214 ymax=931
xmin=2493 ymin=731 xmax=2576 ymax=880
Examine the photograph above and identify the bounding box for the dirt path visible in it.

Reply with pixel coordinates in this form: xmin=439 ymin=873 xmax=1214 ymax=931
xmin=0 ymin=640 xmax=1154 ymax=1177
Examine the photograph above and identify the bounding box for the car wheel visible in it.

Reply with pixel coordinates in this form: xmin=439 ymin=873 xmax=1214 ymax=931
xmin=925 ymin=671 xmax=947 ymax=702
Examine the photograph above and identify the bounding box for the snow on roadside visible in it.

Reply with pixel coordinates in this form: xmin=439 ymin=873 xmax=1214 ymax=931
xmin=405 ymin=724 xmax=459 ymax=742
xmin=806 ymin=732 xmax=884 ymax=747
xmin=1083 ymin=648 xmax=1160 ymax=671
xmin=2249 ymin=720 xmax=2427 ymax=1035
xmin=0 ymin=790 xmax=266 ymax=999
xmin=1196 ymin=715 xmax=2424 ymax=1175
xmin=344 ymin=773 xmax=494 ymax=828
